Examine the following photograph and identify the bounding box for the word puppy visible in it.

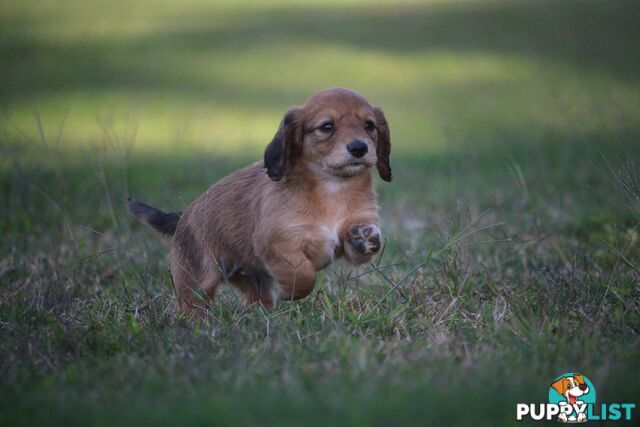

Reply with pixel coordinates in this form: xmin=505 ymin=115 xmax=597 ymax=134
xmin=129 ymin=88 xmax=392 ymax=315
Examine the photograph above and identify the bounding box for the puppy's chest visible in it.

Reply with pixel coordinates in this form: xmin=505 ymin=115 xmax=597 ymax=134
xmin=289 ymin=182 xmax=376 ymax=251
xmin=308 ymin=212 xmax=346 ymax=268
xmin=316 ymin=215 xmax=344 ymax=247
xmin=311 ymin=194 xmax=369 ymax=244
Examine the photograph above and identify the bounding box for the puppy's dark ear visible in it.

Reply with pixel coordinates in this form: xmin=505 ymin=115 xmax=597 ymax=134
xmin=373 ymin=107 xmax=392 ymax=182
xmin=264 ymin=107 xmax=302 ymax=181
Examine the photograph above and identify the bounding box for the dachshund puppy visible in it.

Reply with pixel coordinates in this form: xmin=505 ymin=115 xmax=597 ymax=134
xmin=129 ymin=88 xmax=391 ymax=314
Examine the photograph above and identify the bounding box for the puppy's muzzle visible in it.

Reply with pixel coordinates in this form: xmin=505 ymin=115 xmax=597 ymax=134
xmin=347 ymin=140 xmax=368 ymax=158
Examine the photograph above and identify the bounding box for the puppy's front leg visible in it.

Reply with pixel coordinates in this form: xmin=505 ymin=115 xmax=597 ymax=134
xmin=342 ymin=221 xmax=382 ymax=265
xmin=266 ymin=251 xmax=317 ymax=301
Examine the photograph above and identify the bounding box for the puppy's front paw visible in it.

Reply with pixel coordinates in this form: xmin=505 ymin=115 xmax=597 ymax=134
xmin=347 ymin=223 xmax=381 ymax=255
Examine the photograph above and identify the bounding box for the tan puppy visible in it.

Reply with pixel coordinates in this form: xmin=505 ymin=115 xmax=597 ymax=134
xmin=129 ymin=88 xmax=391 ymax=314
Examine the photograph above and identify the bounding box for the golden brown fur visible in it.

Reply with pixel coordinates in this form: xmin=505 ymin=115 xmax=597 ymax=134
xmin=130 ymin=88 xmax=392 ymax=315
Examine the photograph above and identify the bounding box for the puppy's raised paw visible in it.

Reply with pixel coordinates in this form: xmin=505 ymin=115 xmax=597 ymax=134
xmin=347 ymin=223 xmax=381 ymax=255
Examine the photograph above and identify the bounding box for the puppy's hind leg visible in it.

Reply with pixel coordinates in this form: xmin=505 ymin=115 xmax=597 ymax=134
xmin=228 ymin=273 xmax=275 ymax=309
xmin=170 ymin=250 xmax=222 ymax=317
xmin=219 ymin=257 xmax=275 ymax=308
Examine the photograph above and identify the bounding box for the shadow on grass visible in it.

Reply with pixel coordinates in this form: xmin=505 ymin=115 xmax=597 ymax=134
xmin=1 ymin=0 xmax=640 ymax=107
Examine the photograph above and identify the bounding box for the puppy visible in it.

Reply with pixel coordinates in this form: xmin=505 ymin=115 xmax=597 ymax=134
xmin=551 ymin=374 xmax=590 ymax=423
xmin=129 ymin=88 xmax=391 ymax=315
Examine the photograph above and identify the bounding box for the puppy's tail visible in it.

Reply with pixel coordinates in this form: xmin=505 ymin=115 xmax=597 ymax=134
xmin=128 ymin=198 xmax=181 ymax=236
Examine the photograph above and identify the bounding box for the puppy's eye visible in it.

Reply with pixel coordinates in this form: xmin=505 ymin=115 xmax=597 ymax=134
xmin=319 ymin=122 xmax=334 ymax=133
xmin=364 ymin=120 xmax=376 ymax=132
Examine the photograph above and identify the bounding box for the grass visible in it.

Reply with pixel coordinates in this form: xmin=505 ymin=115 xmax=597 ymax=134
xmin=1 ymin=0 xmax=640 ymax=425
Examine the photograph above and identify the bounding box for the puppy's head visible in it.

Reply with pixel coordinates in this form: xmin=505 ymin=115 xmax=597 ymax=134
xmin=551 ymin=375 xmax=589 ymax=400
xmin=264 ymin=88 xmax=392 ymax=182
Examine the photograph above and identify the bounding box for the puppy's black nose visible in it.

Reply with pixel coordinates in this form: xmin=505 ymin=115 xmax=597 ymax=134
xmin=347 ymin=140 xmax=368 ymax=158
xmin=579 ymin=384 xmax=587 ymax=391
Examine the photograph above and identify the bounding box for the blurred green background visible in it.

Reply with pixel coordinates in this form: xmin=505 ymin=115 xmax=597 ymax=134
xmin=2 ymin=0 xmax=640 ymax=425
xmin=3 ymin=0 xmax=639 ymax=157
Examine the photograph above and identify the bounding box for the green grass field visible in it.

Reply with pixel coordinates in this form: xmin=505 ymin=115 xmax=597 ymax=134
xmin=1 ymin=0 xmax=639 ymax=425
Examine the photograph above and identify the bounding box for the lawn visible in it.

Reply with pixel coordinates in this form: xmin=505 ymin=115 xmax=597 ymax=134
xmin=1 ymin=0 xmax=639 ymax=425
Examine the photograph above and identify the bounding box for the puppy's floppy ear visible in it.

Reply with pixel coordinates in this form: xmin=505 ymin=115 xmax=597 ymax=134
xmin=574 ymin=375 xmax=584 ymax=384
xmin=551 ymin=378 xmax=568 ymax=396
xmin=264 ymin=107 xmax=302 ymax=181
xmin=373 ymin=106 xmax=392 ymax=182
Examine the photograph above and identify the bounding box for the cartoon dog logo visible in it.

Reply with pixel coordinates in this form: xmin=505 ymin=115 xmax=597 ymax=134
xmin=550 ymin=374 xmax=591 ymax=423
